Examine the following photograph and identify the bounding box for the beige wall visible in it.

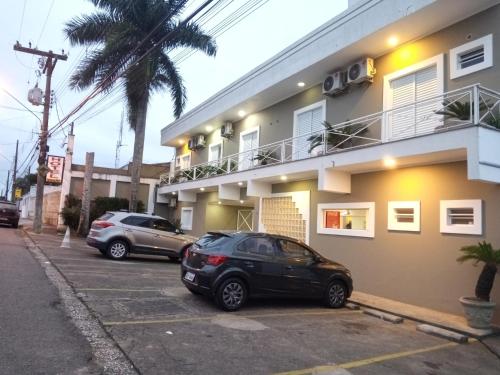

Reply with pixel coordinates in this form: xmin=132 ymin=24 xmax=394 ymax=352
xmin=115 ymin=182 xmax=150 ymax=210
xmin=273 ymin=161 xmax=500 ymax=323
xmin=70 ymin=178 xmax=110 ymax=200
xmin=43 ymin=191 xmax=61 ymax=226
xmin=179 ymin=4 xmax=500 ymax=164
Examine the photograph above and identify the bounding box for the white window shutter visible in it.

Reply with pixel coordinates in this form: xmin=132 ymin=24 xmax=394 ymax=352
xmin=390 ymin=73 xmax=415 ymax=140
xmin=415 ymin=66 xmax=439 ymax=134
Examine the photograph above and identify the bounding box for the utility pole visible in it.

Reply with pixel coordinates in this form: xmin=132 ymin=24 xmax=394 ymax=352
xmin=14 ymin=42 xmax=67 ymax=233
xmin=11 ymin=140 xmax=19 ymax=201
xmin=5 ymin=170 xmax=10 ymax=200
xmin=77 ymin=152 xmax=94 ymax=236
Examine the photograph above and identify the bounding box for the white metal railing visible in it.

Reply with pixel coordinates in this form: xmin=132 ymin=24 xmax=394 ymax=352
xmin=160 ymin=84 xmax=500 ymax=185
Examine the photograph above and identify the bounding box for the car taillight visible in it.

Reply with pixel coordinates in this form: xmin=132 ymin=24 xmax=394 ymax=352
xmin=184 ymin=248 xmax=190 ymax=258
xmin=206 ymin=255 xmax=227 ymax=266
xmin=93 ymin=221 xmax=115 ymax=229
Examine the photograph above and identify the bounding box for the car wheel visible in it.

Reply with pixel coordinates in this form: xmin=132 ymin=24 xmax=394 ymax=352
xmin=324 ymin=280 xmax=347 ymax=308
xmin=215 ymin=278 xmax=247 ymax=311
xmin=106 ymin=240 xmax=128 ymax=260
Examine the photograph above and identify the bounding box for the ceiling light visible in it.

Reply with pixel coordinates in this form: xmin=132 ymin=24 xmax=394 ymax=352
xmin=280 ymin=175 xmax=288 ymax=181
xmin=218 ymin=201 xmax=221 ymax=205
xmin=200 ymin=187 xmax=205 ymax=191
xmin=238 ymin=110 xmax=246 ymax=118
xmin=239 ymin=200 xmax=244 ymax=204
xmin=297 ymin=82 xmax=305 ymax=87
xmin=178 ymin=139 xmax=185 ymax=145
xmin=205 ymin=125 xmax=213 ymax=132
xmin=238 ymin=181 xmax=243 ymax=186
xmin=172 ymin=192 xmax=176 ymax=195
xmin=387 ymin=35 xmax=399 ymax=47
xmin=383 ymin=157 xmax=397 ymax=168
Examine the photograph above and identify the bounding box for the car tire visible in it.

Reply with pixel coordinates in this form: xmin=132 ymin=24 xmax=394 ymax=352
xmin=324 ymin=280 xmax=347 ymax=308
xmin=106 ymin=239 xmax=129 ymax=260
xmin=215 ymin=278 xmax=247 ymax=311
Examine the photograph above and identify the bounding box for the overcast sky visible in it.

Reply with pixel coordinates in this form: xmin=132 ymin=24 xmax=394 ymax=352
xmin=0 ymin=0 xmax=347 ymax=196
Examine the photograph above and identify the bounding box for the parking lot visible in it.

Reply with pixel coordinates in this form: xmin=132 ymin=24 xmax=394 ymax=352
xmin=24 ymin=229 xmax=500 ymax=375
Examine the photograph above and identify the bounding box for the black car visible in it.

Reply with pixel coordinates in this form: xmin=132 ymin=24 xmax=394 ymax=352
xmin=0 ymin=201 xmax=20 ymax=228
xmin=181 ymin=232 xmax=353 ymax=311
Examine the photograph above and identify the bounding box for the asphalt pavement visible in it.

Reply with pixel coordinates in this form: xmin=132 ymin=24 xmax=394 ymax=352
xmin=0 ymin=225 xmax=101 ymax=375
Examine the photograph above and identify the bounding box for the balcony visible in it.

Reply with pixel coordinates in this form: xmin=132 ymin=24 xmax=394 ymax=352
xmin=160 ymin=84 xmax=500 ymax=187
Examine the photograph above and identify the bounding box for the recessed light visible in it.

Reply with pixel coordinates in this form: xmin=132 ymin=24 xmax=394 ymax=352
xmin=387 ymin=35 xmax=399 ymax=47
xmin=239 ymin=200 xmax=244 ymax=204
xmin=218 ymin=201 xmax=221 ymax=205
xmin=238 ymin=110 xmax=246 ymax=118
xmin=172 ymin=192 xmax=176 ymax=195
xmin=383 ymin=157 xmax=397 ymax=168
xmin=280 ymin=175 xmax=288 ymax=181
xmin=297 ymin=82 xmax=305 ymax=87
xmin=178 ymin=139 xmax=185 ymax=145
xmin=205 ymin=125 xmax=213 ymax=132
xmin=238 ymin=181 xmax=243 ymax=186
xmin=200 ymin=187 xmax=205 ymax=191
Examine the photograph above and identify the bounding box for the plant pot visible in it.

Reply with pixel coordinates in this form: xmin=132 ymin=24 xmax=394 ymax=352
xmin=459 ymin=296 xmax=496 ymax=329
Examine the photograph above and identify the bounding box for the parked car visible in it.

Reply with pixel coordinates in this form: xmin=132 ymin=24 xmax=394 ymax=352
xmin=86 ymin=212 xmax=197 ymax=260
xmin=181 ymin=232 xmax=353 ymax=311
xmin=0 ymin=200 xmax=20 ymax=228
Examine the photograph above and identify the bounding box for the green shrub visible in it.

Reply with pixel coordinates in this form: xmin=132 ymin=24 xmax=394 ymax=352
xmin=61 ymin=194 xmax=81 ymax=230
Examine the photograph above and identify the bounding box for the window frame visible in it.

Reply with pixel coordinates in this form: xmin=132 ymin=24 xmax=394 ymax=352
xmin=238 ymin=126 xmax=260 ymax=170
xmin=440 ymin=199 xmax=482 ymax=235
xmin=450 ymin=34 xmax=493 ymax=79
xmin=317 ymin=202 xmax=375 ymax=238
xmin=176 ymin=152 xmax=191 ymax=170
xmin=208 ymin=141 xmax=223 ymax=163
xmin=387 ymin=201 xmax=421 ymax=232
xmin=180 ymin=207 xmax=194 ymax=231
xmin=292 ymin=100 xmax=326 ymax=159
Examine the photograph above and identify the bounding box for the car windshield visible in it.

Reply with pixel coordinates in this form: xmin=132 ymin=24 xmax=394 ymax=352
xmin=196 ymin=233 xmax=232 ymax=249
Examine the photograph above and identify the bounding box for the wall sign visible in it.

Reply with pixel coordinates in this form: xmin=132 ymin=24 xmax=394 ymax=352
xmin=46 ymin=155 xmax=65 ymax=184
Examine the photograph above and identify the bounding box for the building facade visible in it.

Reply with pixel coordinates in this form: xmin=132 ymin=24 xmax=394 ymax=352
xmin=158 ymin=0 xmax=500 ymax=322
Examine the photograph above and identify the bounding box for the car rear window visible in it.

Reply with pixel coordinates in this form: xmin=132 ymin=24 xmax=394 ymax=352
xmin=0 ymin=202 xmax=16 ymax=210
xmin=195 ymin=233 xmax=232 ymax=250
xmin=98 ymin=213 xmax=114 ymax=221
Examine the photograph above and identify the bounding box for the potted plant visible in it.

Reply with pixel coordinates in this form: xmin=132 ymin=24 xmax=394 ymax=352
xmin=457 ymin=241 xmax=500 ymax=329
xmin=252 ymin=150 xmax=277 ymax=166
xmin=307 ymin=120 xmax=367 ymax=154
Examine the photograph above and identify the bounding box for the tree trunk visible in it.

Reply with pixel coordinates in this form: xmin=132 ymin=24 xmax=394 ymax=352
xmin=475 ymin=263 xmax=497 ymax=301
xmin=77 ymin=152 xmax=94 ymax=236
xmin=129 ymin=92 xmax=149 ymax=213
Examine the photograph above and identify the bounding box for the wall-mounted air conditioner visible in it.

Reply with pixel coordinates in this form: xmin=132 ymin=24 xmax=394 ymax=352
xmin=220 ymin=122 xmax=233 ymax=139
xmin=322 ymin=71 xmax=346 ymax=96
xmin=347 ymin=58 xmax=376 ymax=84
xmin=188 ymin=134 xmax=206 ymax=150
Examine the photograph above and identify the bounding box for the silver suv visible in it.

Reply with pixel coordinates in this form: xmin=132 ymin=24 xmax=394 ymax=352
xmin=86 ymin=212 xmax=197 ymax=260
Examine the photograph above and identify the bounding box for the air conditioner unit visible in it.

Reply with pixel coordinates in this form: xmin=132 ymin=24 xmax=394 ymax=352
xmin=220 ymin=122 xmax=233 ymax=139
xmin=347 ymin=58 xmax=376 ymax=84
xmin=322 ymin=71 xmax=346 ymax=95
xmin=188 ymin=134 xmax=206 ymax=150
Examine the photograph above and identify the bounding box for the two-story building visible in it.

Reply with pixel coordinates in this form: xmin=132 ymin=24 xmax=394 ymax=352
xmin=158 ymin=0 xmax=500 ymax=322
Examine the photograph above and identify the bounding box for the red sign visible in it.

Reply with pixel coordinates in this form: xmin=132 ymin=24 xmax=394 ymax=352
xmin=46 ymin=155 xmax=65 ymax=184
xmin=325 ymin=210 xmax=340 ymax=229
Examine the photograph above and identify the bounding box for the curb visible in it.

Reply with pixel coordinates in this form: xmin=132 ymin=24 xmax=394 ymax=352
xmin=362 ymin=307 xmax=404 ymax=324
xmin=417 ymin=324 xmax=469 ymax=343
xmin=20 ymin=229 xmax=139 ymax=375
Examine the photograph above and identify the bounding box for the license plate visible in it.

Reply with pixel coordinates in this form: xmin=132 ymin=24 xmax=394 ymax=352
xmin=184 ymin=272 xmax=195 ymax=282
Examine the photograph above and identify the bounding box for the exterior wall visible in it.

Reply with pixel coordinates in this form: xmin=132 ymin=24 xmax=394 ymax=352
xmin=115 ymin=182 xmax=150 ymax=210
xmin=177 ymin=4 xmax=500 ymax=164
xmin=272 ymin=161 xmax=500 ymax=322
xmin=70 ymin=178 xmax=110 ymax=200
xmin=42 ymin=191 xmax=61 ymax=226
xmin=205 ymin=204 xmax=249 ymax=232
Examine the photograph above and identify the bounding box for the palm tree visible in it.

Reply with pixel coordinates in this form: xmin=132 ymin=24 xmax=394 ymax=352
xmin=457 ymin=241 xmax=500 ymax=301
xmin=65 ymin=0 xmax=216 ymax=211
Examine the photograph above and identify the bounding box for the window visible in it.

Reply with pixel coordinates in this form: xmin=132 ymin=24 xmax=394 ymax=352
xmin=176 ymin=152 xmax=191 ymax=170
xmin=317 ymin=202 xmax=375 ymax=238
xmin=180 ymin=207 xmax=193 ymax=231
xmin=388 ymin=201 xmax=420 ymax=232
xmin=239 ymin=127 xmax=259 ymax=170
xmin=383 ymin=55 xmax=444 ymax=141
xmin=450 ymin=34 xmax=493 ymax=79
xmin=208 ymin=142 xmax=223 ymax=163
xmin=237 ymin=236 xmax=276 ymax=257
xmin=440 ymin=200 xmax=482 ymax=235
xmin=151 ymin=219 xmax=176 ymax=232
xmin=121 ymin=216 xmax=151 ymax=228
xmin=293 ymin=100 xmax=326 ymax=159
xmin=277 ymin=240 xmax=314 ymax=261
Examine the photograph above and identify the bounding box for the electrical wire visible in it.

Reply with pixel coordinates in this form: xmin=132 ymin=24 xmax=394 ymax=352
xmin=36 ymin=0 xmax=56 ymax=47
xmin=18 ymin=0 xmax=27 ymax=40
xmin=0 ymin=87 xmax=41 ymax=122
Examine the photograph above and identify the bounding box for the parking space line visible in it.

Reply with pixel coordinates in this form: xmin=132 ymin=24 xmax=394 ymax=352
xmin=63 ymin=271 xmax=178 ymax=279
xmin=103 ymin=310 xmax=361 ymax=326
xmin=273 ymin=340 xmax=478 ymax=375
xmin=78 ymin=288 xmax=162 ymax=292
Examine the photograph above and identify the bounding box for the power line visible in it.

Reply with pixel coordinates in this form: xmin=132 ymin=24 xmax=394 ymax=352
xmin=0 ymin=86 xmax=42 ymax=122
xmin=18 ymin=0 xmax=27 ymax=40
xmin=36 ymin=0 xmax=56 ymax=46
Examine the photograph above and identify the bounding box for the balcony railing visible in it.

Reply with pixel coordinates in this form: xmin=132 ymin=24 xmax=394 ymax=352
xmin=160 ymin=84 xmax=500 ymax=186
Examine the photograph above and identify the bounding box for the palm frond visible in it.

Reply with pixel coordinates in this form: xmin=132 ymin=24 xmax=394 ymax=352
xmin=64 ymin=12 xmax=119 ymax=46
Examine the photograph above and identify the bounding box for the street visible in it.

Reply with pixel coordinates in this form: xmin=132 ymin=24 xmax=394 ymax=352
xmin=11 ymin=225 xmax=500 ymax=375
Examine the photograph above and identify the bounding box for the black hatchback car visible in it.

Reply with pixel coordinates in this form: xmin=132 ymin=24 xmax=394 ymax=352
xmin=181 ymin=232 xmax=352 ymax=311
xmin=0 ymin=200 xmax=20 ymax=228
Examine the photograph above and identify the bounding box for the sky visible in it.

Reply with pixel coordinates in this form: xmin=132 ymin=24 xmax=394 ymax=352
xmin=0 ymin=0 xmax=348 ymax=197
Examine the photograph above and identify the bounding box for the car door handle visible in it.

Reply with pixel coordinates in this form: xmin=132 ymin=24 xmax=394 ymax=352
xmin=244 ymin=261 xmax=255 ymax=268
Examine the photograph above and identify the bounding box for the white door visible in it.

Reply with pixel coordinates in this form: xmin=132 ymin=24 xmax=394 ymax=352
xmin=239 ymin=128 xmax=259 ymax=170
xmin=387 ymin=65 xmax=439 ymax=140
xmin=293 ymin=103 xmax=325 ymax=160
